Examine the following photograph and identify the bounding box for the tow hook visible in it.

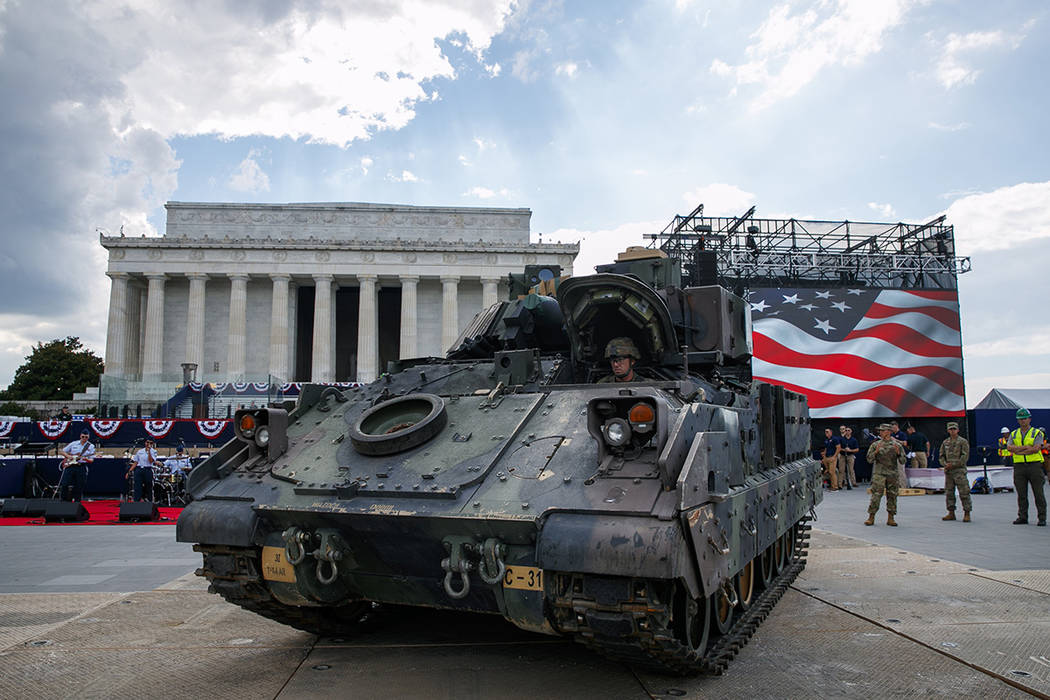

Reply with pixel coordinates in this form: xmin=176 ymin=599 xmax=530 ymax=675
xmin=280 ymin=527 xmax=352 ymax=586
xmin=440 ymin=536 xmax=507 ymax=599
xmin=281 ymin=527 xmax=310 ymax=565
xmin=311 ymin=529 xmax=351 ymax=585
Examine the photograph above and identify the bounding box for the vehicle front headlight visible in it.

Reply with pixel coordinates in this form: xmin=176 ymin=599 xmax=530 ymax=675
xmin=602 ymin=418 xmax=631 ymax=447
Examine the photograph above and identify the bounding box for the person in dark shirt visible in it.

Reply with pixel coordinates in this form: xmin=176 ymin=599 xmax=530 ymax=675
xmin=839 ymin=426 xmax=859 ymax=488
xmin=905 ymin=424 xmax=931 ymax=469
xmin=822 ymin=427 xmax=843 ymax=490
xmin=890 ymin=420 xmax=909 ymax=487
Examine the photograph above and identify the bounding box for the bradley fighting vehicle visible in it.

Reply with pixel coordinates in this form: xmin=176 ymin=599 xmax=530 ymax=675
xmin=176 ymin=254 xmax=822 ymax=674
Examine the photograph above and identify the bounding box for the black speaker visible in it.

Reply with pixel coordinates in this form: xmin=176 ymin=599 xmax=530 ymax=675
xmin=119 ymin=501 xmax=159 ymax=522
xmin=1 ymin=498 xmax=52 ymax=517
xmin=43 ymin=501 xmax=90 ymax=523
xmin=692 ymin=250 xmax=718 ymax=286
xmin=1 ymin=498 xmax=29 ymax=516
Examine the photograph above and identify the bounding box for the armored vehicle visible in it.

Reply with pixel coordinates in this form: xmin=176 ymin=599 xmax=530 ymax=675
xmin=177 ymin=262 xmax=822 ymax=674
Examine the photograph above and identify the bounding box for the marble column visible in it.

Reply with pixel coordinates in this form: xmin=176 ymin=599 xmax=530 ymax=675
xmin=103 ymin=272 xmax=129 ymax=378
xmin=123 ymin=284 xmax=143 ymax=380
xmin=269 ymin=274 xmax=291 ymax=380
xmin=398 ymin=275 xmax=419 ymax=359
xmin=481 ymin=276 xmax=500 ymax=309
xmin=142 ymin=274 xmax=166 ymax=382
xmin=288 ymin=281 xmax=298 ymax=382
xmin=357 ymin=274 xmax=378 ymax=383
xmin=311 ymin=274 xmax=334 ymax=382
xmin=441 ymin=275 xmax=460 ymax=353
xmin=185 ymin=273 xmax=208 ymax=376
xmin=226 ymin=274 xmax=249 ymax=381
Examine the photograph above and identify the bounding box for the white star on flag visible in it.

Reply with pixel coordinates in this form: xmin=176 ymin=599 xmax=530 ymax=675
xmin=814 ymin=318 xmax=835 ymax=334
xmin=831 ymin=301 xmax=851 ymax=312
xmin=799 ymin=303 xmax=816 ymax=311
xmin=750 ymin=299 xmax=770 ymax=312
xmin=815 ymin=291 xmax=832 ymax=299
xmin=782 ymin=294 xmax=800 ymax=304
xmin=846 ymin=289 xmax=864 ymax=295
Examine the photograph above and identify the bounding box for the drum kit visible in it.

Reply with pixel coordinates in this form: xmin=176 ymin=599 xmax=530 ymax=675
xmin=122 ymin=452 xmax=193 ymax=506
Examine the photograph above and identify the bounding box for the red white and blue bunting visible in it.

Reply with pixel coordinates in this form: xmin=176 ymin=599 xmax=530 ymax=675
xmin=143 ymin=420 xmax=175 ymax=439
xmin=88 ymin=419 xmax=122 ymax=438
xmin=196 ymin=420 xmax=229 ymax=439
xmin=0 ymin=421 xmax=14 ymax=438
xmin=38 ymin=420 xmax=70 ymax=440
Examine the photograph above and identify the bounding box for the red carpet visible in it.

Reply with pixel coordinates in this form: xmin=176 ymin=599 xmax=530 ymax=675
xmin=0 ymin=499 xmax=183 ymax=526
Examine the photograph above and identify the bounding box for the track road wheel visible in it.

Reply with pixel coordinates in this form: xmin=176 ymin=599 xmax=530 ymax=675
xmin=773 ymin=534 xmax=786 ymax=574
xmin=736 ymin=560 xmax=756 ymax=610
xmin=714 ymin=585 xmax=735 ymax=635
xmin=783 ymin=526 xmax=797 ymax=562
xmin=673 ymin=584 xmax=711 ymax=654
xmin=759 ymin=545 xmax=775 ymax=588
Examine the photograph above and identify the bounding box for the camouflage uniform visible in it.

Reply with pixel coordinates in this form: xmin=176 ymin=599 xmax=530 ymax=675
xmin=866 ymin=435 xmax=904 ymax=516
xmin=939 ymin=433 xmax=971 ymax=514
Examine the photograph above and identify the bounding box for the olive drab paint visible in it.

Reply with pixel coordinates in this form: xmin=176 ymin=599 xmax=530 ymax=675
xmin=177 ymin=264 xmax=822 ymax=674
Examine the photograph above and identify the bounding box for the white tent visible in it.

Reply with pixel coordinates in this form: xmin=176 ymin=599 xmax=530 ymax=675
xmin=973 ymin=388 xmax=1050 ymax=410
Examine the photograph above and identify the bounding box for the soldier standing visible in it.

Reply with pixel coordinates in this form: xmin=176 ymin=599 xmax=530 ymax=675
xmin=865 ymin=423 xmax=904 ymax=526
xmin=938 ymin=422 xmax=972 ymax=522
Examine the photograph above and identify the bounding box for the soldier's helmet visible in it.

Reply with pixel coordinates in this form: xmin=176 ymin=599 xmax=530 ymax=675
xmin=604 ymin=336 xmax=641 ymax=360
xmin=1016 ymin=407 xmax=1032 ymax=419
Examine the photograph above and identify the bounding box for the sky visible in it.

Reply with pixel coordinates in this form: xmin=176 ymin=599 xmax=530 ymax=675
xmin=0 ymin=0 xmax=1047 ymax=407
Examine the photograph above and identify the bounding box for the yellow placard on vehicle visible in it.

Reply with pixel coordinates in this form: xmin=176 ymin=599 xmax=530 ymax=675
xmin=503 ymin=565 xmax=543 ymax=591
xmin=261 ymin=546 xmax=296 ymax=583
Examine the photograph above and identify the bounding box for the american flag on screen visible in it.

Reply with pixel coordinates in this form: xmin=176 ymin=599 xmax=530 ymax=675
xmin=748 ymin=287 xmax=965 ymax=418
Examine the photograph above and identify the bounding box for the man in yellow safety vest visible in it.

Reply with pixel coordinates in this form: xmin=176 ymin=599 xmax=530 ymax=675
xmin=997 ymin=427 xmax=1012 ymax=466
xmin=1007 ymin=408 xmax=1046 ymax=526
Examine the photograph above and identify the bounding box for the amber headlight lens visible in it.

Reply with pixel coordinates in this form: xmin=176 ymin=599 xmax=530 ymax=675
xmin=628 ymin=402 xmax=655 ymax=433
xmin=239 ymin=414 xmax=256 ymax=438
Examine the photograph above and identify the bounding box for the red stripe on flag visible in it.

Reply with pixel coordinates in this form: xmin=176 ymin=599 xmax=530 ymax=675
xmin=844 ymin=323 xmax=962 ymax=358
xmin=754 ymin=376 xmax=965 ymax=416
xmin=901 ymin=290 xmax=958 ymax=302
xmin=753 ymin=333 xmax=964 ymax=393
xmin=864 ymin=302 xmax=960 ymax=330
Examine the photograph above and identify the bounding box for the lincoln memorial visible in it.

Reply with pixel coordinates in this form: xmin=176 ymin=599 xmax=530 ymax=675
xmin=99 ymin=201 xmax=577 ymax=400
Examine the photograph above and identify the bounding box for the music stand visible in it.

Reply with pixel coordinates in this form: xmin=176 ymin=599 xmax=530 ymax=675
xmin=13 ymin=442 xmax=58 ymax=498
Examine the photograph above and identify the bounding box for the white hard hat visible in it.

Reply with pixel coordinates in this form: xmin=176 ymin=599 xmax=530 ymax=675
xmin=1001 ymin=427 xmax=1010 ymax=434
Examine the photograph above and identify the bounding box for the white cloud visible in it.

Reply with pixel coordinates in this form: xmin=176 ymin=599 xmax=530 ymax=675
xmin=360 ymin=157 xmax=373 ymax=175
xmin=228 ymin=150 xmax=271 ymax=193
xmin=946 ymin=181 xmax=1050 ymax=252
xmin=92 ymin=1 xmax=515 ymax=147
xmin=867 ymin=201 xmax=895 ymax=218
xmin=928 ymin=121 xmax=970 ymax=132
xmin=464 ymin=186 xmax=508 ymax=199
xmin=710 ymin=0 xmax=915 ymax=111
xmin=935 ymin=28 xmax=1026 ymax=89
xmin=388 ymin=170 xmax=419 ymax=183
xmin=458 ymin=154 xmax=472 ymax=166
xmin=548 ymin=220 xmax=666 ymax=277
xmin=512 ymin=48 xmax=542 ymax=82
xmin=555 ymin=61 xmax=578 ymax=78
xmin=680 ymin=183 xmax=756 ymax=215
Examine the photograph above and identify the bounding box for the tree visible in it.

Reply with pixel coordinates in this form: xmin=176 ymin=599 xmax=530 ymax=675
xmin=1 ymin=337 xmax=104 ymax=401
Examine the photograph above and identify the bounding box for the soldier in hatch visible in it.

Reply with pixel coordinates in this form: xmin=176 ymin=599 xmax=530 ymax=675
xmin=598 ymin=337 xmax=643 ymax=383
xmin=865 ymin=423 xmax=905 ymax=526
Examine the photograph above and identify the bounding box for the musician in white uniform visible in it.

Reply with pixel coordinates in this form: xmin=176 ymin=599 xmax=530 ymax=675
xmin=165 ymin=446 xmax=193 ymax=485
xmin=59 ymin=430 xmax=96 ymax=501
xmin=125 ymin=438 xmax=161 ymax=502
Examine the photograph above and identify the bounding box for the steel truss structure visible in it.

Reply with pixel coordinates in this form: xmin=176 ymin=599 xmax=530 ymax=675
xmin=644 ymin=204 xmax=971 ymax=290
